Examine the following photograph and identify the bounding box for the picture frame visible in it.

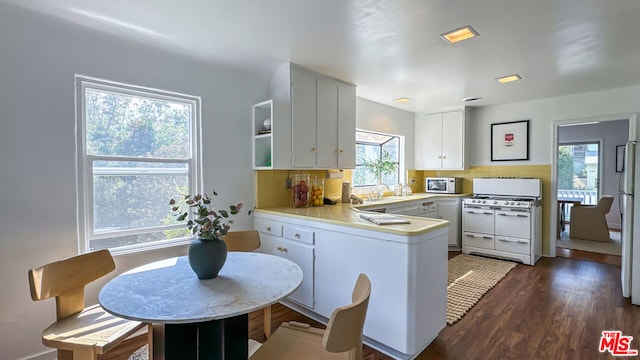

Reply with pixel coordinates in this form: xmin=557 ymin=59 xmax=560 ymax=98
xmin=491 ymin=120 xmax=530 ymax=161
xmin=616 ymin=145 xmax=625 ymax=172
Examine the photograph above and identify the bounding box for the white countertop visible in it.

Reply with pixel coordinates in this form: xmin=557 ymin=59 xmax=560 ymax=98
xmin=255 ymin=193 xmax=469 ymax=236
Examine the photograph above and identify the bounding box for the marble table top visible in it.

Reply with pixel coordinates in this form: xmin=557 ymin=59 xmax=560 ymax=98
xmin=99 ymin=252 xmax=303 ymax=324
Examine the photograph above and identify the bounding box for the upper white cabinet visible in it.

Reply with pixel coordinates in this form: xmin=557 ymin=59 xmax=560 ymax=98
xmin=259 ymin=62 xmax=356 ymax=170
xmin=415 ymin=110 xmax=465 ymax=170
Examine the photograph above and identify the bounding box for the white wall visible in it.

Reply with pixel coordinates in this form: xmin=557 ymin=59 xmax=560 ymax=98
xmin=467 ymin=87 xmax=640 ymax=166
xmin=0 ymin=4 xmax=270 ymax=359
xmin=356 ymin=98 xmax=416 ymax=172
xmin=558 ymin=120 xmax=629 ymax=228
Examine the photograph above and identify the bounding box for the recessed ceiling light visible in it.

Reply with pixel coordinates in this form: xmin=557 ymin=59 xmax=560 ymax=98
xmin=462 ymin=96 xmax=483 ymax=102
xmin=393 ymin=97 xmax=413 ymax=103
xmin=440 ymin=25 xmax=479 ymax=44
xmin=496 ymin=74 xmax=522 ymax=84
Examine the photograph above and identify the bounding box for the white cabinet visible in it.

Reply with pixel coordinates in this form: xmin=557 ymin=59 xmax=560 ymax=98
xmin=436 ymin=198 xmax=461 ymax=247
xmin=415 ymin=110 xmax=465 ymax=169
xmin=255 ymin=218 xmax=315 ymax=308
xmin=269 ymin=62 xmax=356 ymax=169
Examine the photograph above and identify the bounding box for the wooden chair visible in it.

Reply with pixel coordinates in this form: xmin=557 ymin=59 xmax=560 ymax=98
xmin=28 ymin=250 xmax=151 ymax=360
xmin=249 ymin=273 xmax=371 ymax=360
xmin=223 ymin=230 xmax=274 ymax=339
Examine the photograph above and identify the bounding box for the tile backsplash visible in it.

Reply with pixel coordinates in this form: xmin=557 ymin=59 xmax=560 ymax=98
xmin=255 ymin=164 xmax=553 ymax=254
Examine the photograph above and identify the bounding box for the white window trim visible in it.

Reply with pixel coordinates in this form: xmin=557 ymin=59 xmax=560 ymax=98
xmin=75 ymin=75 xmax=202 ymax=254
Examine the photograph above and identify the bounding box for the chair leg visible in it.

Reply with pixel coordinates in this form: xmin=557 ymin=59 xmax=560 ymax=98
xmin=58 ymin=349 xmax=73 ymax=360
xmin=72 ymin=344 xmax=98 ymax=360
xmin=147 ymin=324 xmax=154 ymax=360
xmin=263 ymin=306 xmax=272 ymax=338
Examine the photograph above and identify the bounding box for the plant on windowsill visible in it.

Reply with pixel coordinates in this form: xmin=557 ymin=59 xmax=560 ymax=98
xmin=361 ymin=151 xmax=398 ymax=198
xmin=169 ymin=191 xmax=250 ymax=279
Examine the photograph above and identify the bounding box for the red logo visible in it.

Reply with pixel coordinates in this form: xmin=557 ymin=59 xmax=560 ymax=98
xmin=600 ymin=331 xmax=638 ymax=356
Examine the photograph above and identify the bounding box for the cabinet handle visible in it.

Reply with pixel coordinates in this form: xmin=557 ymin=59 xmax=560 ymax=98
xmin=281 ymin=247 xmax=288 ymax=253
xmin=443 ymin=155 xmax=446 ymax=159
xmin=311 ymin=147 xmax=316 ymax=152
xmin=294 ymin=233 xmax=300 ymax=238
xmin=483 ymin=236 xmax=492 ymax=240
xmin=266 ymin=226 xmax=271 ymax=231
xmin=339 ymin=149 xmax=344 ymax=153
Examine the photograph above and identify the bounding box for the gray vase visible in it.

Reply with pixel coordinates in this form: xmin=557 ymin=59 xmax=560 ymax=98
xmin=188 ymin=238 xmax=228 ymax=279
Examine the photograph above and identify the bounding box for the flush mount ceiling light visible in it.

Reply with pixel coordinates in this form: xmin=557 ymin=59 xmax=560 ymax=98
xmin=393 ymin=97 xmax=413 ymax=103
xmin=496 ymin=74 xmax=522 ymax=84
xmin=440 ymin=25 xmax=479 ymax=44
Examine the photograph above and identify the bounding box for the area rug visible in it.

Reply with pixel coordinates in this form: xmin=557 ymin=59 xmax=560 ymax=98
xmin=447 ymin=254 xmax=517 ymax=325
xmin=557 ymin=229 xmax=621 ymax=256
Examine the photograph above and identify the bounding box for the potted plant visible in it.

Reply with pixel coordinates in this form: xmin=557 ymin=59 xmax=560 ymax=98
xmin=361 ymin=151 xmax=398 ymax=197
xmin=169 ymin=191 xmax=249 ymax=279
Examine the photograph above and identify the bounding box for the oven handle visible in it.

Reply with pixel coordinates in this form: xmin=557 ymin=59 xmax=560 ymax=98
xmin=497 ymin=213 xmax=529 ymax=217
xmin=464 ymin=210 xmax=494 ymax=215
xmin=465 ymin=234 xmax=493 ymax=240
xmin=497 ymin=237 xmax=528 ymax=244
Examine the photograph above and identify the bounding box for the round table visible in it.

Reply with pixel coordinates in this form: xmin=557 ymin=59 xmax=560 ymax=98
xmin=99 ymin=252 xmax=303 ymax=359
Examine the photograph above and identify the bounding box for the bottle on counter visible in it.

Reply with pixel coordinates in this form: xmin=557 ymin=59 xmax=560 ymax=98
xmin=292 ymin=173 xmax=310 ymax=208
xmin=341 ymin=181 xmax=351 ymax=203
xmin=311 ymin=177 xmax=324 ymax=207
xmin=394 ymin=183 xmax=403 ymax=196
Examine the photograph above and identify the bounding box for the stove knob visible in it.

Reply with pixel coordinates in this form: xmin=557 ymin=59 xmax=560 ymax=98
xmin=509 ymin=201 xmax=514 ymax=205
xmin=493 ymin=201 xmax=498 ymax=205
xmin=516 ymin=202 xmax=520 ymax=206
xmin=482 ymin=200 xmax=486 ymax=204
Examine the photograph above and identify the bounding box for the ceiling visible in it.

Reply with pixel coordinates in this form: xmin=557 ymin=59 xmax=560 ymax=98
xmin=5 ymin=0 xmax=640 ymax=113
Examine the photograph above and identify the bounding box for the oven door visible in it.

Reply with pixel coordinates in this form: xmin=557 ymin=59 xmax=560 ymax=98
xmin=462 ymin=206 xmax=494 ymax=234
xmin=495 ymin=208 xmax=531 ymax=239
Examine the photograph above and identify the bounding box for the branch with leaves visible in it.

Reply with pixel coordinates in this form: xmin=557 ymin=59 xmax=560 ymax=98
xmin=360 ymin=151 xmax=398 ymax=184
xmin=169 ymin=191 xmax=249 ymax=240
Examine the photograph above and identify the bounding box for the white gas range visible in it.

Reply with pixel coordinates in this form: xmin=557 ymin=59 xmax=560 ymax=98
xmin=462 ymin=178 xmax=543 ymax=265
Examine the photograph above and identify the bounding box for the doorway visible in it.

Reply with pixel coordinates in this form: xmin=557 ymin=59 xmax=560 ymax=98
xmin=552 ymin=117 xmax=631 ymax=258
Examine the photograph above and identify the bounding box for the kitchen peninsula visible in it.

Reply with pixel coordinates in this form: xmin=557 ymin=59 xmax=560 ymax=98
xmin=253 ymin=197 xmax=450 ymax=360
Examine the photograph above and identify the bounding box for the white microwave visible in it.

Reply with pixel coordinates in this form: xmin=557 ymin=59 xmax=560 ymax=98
xmin=425 ymin=177 xmax=462 ymax=194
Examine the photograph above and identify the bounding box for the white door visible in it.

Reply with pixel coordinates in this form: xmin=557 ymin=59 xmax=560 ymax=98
xmin=291 ymin=69 xmax=317 ymax=168
xmin=316 ymin=78 xmax=338 ymax=168
xmin=281 ymin=239 xmax=315 ymax=308
xmin=441 ymin=111 xmax=464 ymax=169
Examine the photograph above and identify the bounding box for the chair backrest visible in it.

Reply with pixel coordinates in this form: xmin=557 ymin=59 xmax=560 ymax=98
xmin=597 ymin=196 xmax=614 ymax=214
xmin=28 ymin=249 xmax=115 ymax=320
xmin=322 ymin=273 xmax=371 ymax=360
xmin=224 ymin=230 xmax=261 ymax=252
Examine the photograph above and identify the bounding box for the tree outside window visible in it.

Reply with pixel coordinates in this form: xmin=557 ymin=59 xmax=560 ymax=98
xmin=353 ymin=130 xmax=400 ymax=187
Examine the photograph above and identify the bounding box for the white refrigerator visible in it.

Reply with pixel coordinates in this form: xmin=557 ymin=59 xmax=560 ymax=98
xmin=620 ymin=140 xmax=640 ymax=305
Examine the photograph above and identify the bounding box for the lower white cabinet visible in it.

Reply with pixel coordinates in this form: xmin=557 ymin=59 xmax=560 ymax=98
xmin=253 ymin=210 xmax=447 ymax=358
xmin=436 ymin=198 xmax=461 ymax=248
xmin=255 ymin=219 xmax=315 ymax=309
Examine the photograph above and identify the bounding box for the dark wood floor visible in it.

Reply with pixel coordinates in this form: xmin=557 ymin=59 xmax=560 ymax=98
xmin=251 ymin=250 xmax=640 ymax=360
xmin=111 ymin=249 xmax=639 ymax=360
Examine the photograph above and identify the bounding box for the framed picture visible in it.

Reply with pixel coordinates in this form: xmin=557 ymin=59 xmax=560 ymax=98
xmin=491 ymin=120 xmax=530 ymax=161
xmin=616 ymin=145 xmax=625 ymax=172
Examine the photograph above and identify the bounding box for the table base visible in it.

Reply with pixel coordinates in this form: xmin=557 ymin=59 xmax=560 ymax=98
xmin=154 ymin=314 xmax=248 ymax=360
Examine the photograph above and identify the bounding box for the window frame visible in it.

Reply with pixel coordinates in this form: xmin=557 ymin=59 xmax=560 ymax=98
xmin=353 ymin=130 xmax=402 ymax=188
xmin=75 ymin=75 xmax=202 ymax=254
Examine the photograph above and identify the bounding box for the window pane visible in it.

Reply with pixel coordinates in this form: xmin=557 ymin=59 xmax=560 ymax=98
xmin=85 ymin=88 xmax=191 ymax=158
xmin=93 ymin=160 xmax=188 ymax=233
xmin=382 ymin=137 xmax=399 ymax=161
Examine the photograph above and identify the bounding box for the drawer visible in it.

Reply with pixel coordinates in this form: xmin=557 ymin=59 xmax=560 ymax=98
xmin=495 ymin=236 xmax=530 ymax=255
xmin=463 ymin=232 xmax=494 ymax=250
xmin=283 ymin=225 xmax=315 ymax=245
xmin=254 ymin=219 xmax=283 ymax=237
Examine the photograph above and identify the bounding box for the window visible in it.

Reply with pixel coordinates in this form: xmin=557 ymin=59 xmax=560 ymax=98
xmin=353 ymin=130 xmax=401 ymax=187
xmin=557 ymin=142 xmax=600 ymax=207
xmin=75 ymin=76 xmax=201 ymax=253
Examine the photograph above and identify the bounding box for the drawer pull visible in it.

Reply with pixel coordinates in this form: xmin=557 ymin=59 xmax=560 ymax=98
xmin=266 ymin=226 xmax=272 ymax=231
xmin=483 ymin=236 xmax=492 ymax=240
xmin=294 ymin=233 xmax=300 ymax=238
